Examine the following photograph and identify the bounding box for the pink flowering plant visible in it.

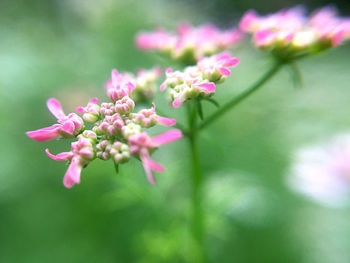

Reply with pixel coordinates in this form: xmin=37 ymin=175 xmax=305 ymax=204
xmin=27 ymin=69 xmax=182 ymax=188
xmin=27 ymin=5 xmax=350 ymax=262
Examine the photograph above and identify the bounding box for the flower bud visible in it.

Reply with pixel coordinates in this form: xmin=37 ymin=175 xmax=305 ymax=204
xmin=93 ymin=113 xmax=124 ymax=137
xmin=76 ymin=98 xmax=100 ymax=123
xmin=122 ymin=123 xmax=142 ymax=139
xmin=100 ymin=102 xmax=115 ymax=116
xmin=114 ymin=96 xmax=135 ymax=115
xmin=58 ymin=113 xmax=85 ymax=138
xmin=110 ymin=142 xmax=130 ymax=164
xmin=96 ymin=139 xmax=112 ymax=160
xmin=79 ymin=130 xmax=97 ymax=144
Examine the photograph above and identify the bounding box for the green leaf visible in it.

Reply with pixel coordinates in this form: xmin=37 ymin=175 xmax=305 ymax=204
xmin=204 ymin=98 xmax=220 ymax=108
xmin=197 ymin=99 xmax=204 ymax=120
xmin=289 ymin=63 xmax=304 ymax=89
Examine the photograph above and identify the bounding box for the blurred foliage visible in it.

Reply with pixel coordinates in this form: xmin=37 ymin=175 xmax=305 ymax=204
xmin=1 ymin=0 xmax=350 ymax=262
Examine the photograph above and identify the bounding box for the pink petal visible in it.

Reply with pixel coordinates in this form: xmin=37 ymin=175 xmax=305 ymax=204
xmin=45 ymin=148 xmax=73 ymax=161
xmin=89 ymin=98 xmax=99 ymax=104
xmin=239 ymin=10 xmax=259 ymax=31
xmin=151 ymin=102 xmax=156 ymax=113
xmin=166 ymin=67 xmax=173 ymax=74
xmin=47 ymin=98 xmax=66 ymax=120
xmin=140 ymin=151 xmax=156 ymax=185
xmin=105 ymin=79 xmax=113 ymax=92
xmin=124 ymin=81 xmax=136 ymax=93
xmin=157 ymin=116 xmax=176 ymax=126
xmin=111 ymin=69 xmax=120 ymax=84
xmin=176 ymin=21 xmax=191 ymax=35
xmin=254 ymin=30 xmax=274 ymax=46
xmin=215 ymin=51 xmax=232 ymax=60
xmin=332 ymin=30 xmax=344 ymax=46
xmin=151 ymin=129 xmax=183 ymax=146
xmin=160 ymin=82 xmax=167 ymax=92
xmin=146 ymin=158 xmax=165 ymax=173
xmin=222 ymin=57 xmax=240 ymax=67
xmin=26 ymin=124 xmax=61 ymax=142
xmin=76 ymin=107 xmax=85 ymax=113
xmin=218 ymin=67 xmax=231 ymax=76
xmin=135 ymin=33 xmax=153 ymax=50
xmin=193 ymin=82 xmax=216 ymax=93
xmin=63 ymin=157 xmax=82 ymax=188
xmin=172 ymin=98 xmax=183 ymax=108
xmin=61 ymin=121 xmax=75 ymax=135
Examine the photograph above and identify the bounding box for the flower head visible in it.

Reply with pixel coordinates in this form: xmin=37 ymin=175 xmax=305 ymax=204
xmin=160 ymin=52 xmax=239 ymax=108
xmin=27 ymin=69 xmax=183 ymax=188
xmin=240 ymin=6 xmax=350 ymax=59
xmin=136 ymin=22 xmax=242 ymax=65
xmin=197 ymin=51 xmax=240 ymax=82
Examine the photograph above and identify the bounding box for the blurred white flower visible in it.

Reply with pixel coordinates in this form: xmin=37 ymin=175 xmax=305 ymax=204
xmin=288 ymin=134 xmax=350 ymax=207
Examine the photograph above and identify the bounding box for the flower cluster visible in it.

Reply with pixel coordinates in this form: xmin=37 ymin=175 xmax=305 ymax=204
xmin=160 ymin=51 xmax=239 ymax=108
xmin=240 ymin=6 xmax=350 ymax=59
xmin=27 ymin=69 xmax=182 ymax=188
xmin=105 ymin=67 xmax=161 ymax=103
xmin=136 ymin=22 xmax=242 ymax=65
xmin=288 ymin=134 xmax=350 ymax=207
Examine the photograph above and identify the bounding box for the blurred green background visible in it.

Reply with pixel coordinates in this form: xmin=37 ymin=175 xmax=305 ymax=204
xmin=1 ymin=0 xmax=350 ymax=262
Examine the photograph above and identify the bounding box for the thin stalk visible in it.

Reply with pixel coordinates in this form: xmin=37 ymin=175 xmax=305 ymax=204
xmin=198 ymin=60 xmax=285 ymax=130
xmin=187 ymin=103 xmax=205 ymax=262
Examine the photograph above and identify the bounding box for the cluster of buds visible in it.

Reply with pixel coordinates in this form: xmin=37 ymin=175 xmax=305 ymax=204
xmin=105 ymin=67 xmax=161 ymax=103
xmin=136 ymin=22 xmax=242 ymax=65
xmin=240 ymin=6 xmax=350 ymax=59
xmin=160 ymin=51 xmax=239 ymax=108
xmin=27 ymin=69 xmax=182 ymax=188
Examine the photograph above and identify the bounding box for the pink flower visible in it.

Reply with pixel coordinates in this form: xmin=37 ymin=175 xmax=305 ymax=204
xmin=45 ymin=132 xmax=96 ymax=188
xmin=130 ymin=103 xmax=176 ymax=128
xmin=310 ymin=7 xmax=350 ymax=46
xmin=135 ymin=22 xmax=242 ymax=64
xmin=106 ymin=69 xmax=136 ymax=102
xmin=161 ymin=67 xmax=216 ymax=108
xmin=240 ymin=7 xmax=305 ymax=33
xmin=240 ymin=6 xmax=350 ymax=55
xmin=129 ymin=129 xmax=183 ymax=184
xmin=135 ymin=29 xmax=177 ymax=51
xmin=27 ymin=98 xmax=84 ymax=141
xmin=197 ymin=51 xmax=240 ymax=81
xmin=160 ymin=52 xmax=239 ymax=108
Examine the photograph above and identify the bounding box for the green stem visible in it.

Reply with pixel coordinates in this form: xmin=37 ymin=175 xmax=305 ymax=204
xmin=198 ymin=60 xmax=285 ymax=130
xmin=187 ymin=103 xmax=205 ymax=262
